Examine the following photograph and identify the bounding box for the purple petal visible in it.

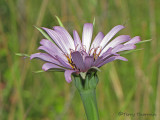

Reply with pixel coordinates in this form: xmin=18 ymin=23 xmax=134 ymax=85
xmin=101 ymin=35 xmax=130 ymax=55
xmin=71 ymin=51 xmax=85 ymax=72
xmin=82 ymin=23 xmax=93 ymax=53
xmin=39 ymin=39 xmax=67 ymax=61
xmin=97 ymin=55 xmax=128 ymax=68
xmin=124 ymin=36 xmax=141 ymax=45
xmin=42 ymin=63 xmax=65 ymax=71
xmin=100 ymin=47 xmax=112 ymax=57
xmin=84 ymin=56 xmax=94 ymax=70
xmin=42 ymin=27 xmax=69 ymax=54
xmin=93 ymin=56 xmax=103 ymax=66
xmin=112 ymin=44 xmax=124 ymax=53
xmin=38 ymin=46 xmax=55 ymax=57
xmin=90 ymin=32 xmax=104 ymax=49
xmin=30 ymin=53 xmax=61 ymax=65
xmin=73 ymin=30 xmax=82 ymax=50
xmin=94 ymin=48 xmax=113 ymax=66
xmin=81 ymin=50 xmax=88 ymax=60
xmin=64 ymin=70 xmax=75 ymax=83
xmin=115 ymin=56 xmax=128 ymax=61
xmin=56 ymin=56 xmax=72 ymax=69
xmin=53 ymin=26 xmax=75 ymax=50
xmin=100 ymin=25 xmax=125 ymax=49
xmin=97 ymin=56 xmax=116 ymax=67
xmin=115 ymin=44 xmax=136 ymax=52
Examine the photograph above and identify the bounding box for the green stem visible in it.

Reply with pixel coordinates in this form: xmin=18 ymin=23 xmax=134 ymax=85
xmin=79 ymin=89 xmax=99 ymax=120
xmin=73 ymin=72 xmax=99 ymax=120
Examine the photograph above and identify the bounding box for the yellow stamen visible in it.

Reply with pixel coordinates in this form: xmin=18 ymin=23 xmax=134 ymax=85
xmin=64 ymin=53 xmax=76 ymax=69
xmin=93 ymin=46 xmax=102 ymax=60
xmin=89 ymin=47 xmax=94 ymax=55
xmin=97 ymin=47 xmax=102 ymax=56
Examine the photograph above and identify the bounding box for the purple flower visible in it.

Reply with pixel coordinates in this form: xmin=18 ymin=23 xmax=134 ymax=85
xmin=31 ymin=23 xmax=141 ymax=83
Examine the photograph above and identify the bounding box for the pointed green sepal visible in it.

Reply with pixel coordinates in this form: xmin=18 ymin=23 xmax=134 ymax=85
xmin=80 ymin=72 xmax=87 ymax=79
xmin=119 ymin=48 xmax=143 ymax=55
xmin=55 ymin=16 xmax=64 ymax=27
xmin=136 ymin=39 xmax=151 ymax=45
xmin=93 ymin=17 xmax=96 ymax=27
xmin=73 ymin=72 xmax=99 ymax=92
xmin=33 ymin=69 xmax=65 ymax=73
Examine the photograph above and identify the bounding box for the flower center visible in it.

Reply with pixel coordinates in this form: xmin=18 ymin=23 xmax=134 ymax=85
xmin=89 ymin=46 xmax=102 ymax=60
xmin=64 ymin=45 xmax=102 ymax=69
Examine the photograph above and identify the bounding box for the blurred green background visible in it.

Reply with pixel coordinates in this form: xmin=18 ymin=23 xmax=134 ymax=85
xmin=0 ymin=0 xmax=160 ymax=120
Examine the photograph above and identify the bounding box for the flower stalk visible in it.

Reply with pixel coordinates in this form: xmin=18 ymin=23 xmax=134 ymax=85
xmin=73 ymin=72 xmax=99 ymax=120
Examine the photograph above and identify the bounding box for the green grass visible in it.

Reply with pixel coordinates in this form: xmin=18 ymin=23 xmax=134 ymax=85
xmin=0 ymin=0 xmax=160 ymax=120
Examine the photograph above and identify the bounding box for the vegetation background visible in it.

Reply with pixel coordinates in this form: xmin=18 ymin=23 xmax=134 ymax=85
xmin=0 ymin=0 xmax=160 ymax=120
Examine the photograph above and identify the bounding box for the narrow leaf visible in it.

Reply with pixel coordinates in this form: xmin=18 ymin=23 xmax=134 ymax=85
xmin=33 ymin=69 xmax=64 ymax=73
xmin=33 ymin=70 xmax=44 ymax=73
xmin=34 ymin=26 xmax=53 ymax=42
xmin=55 ymin=16 xmax=64 ymax=27
xmin=15 ymin=53 xmax=30 ymax=57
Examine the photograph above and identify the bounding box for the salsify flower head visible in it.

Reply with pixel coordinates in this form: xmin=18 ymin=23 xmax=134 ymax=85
xmin=31 ymin=23 xmax=141 ymax=83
